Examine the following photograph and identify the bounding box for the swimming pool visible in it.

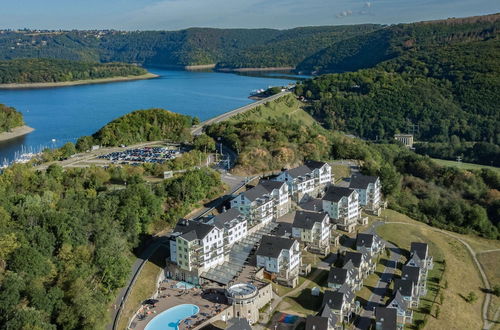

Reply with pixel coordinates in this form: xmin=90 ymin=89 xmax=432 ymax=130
xmin=145 ymin=304 xmax=199 ymax=330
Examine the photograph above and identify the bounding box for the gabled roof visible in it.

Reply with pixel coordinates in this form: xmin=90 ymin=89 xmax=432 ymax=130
xmin=337 ymin=283 xmax=355 ymax=303
xmin=304 ymin=160 xmax=328 ymax=170
xmin=300 ymin=198 xmax=324 ymax=212
xmin=394 ymin=279 xmax=414 ymax=297
xmin=344 ymin=251 xmax=363 ymax=268
xmin=305 ymin=315 xmax=329 ymax=330
xmin=322 ymin=290 xmax=345 ymax=310
xmin=260 ymin=179 xmax=286 ymax=193
xmin=349 ymin=174 xmax=379 ymax=189
xmin=320 ymin=305 xmax=339 ymax=325
xmin=356 ymin=233 xmax=375 ymax=248
xmin=375 ymin=307 xmax=397 ymax=330
xmin=402 ymin=265 xmax=420 ymax=284
xmin=293 ymin=211 xmax=328 ymax=230
xmin=241 ymin=184 xmax=270 ymax=202
xmin=328 ymin=267 xmax=348 ymax=285
xmin=411 ymin=242 xmax=429 ymax=260
xmin=173 ymin=220 xmax=216 ymax=241
xmin=323 ymin=186 xmax=355 ymax=203
xmin=342 ymin=260 xmax=359 ymax=278
xmin=389 ymin=290 xmax=408 ymax=311
xmin=287 ymin=165 xmax=313 ymax=178
xmin=256 ymin=235 xmax=296 ymax=259
xmin=211 ymin=208 xmax=245 ymax=230
xmin=226 ymin=317 xmax=252 ymax=330
xmin=407 ymin=253 xmax=423 ymax=268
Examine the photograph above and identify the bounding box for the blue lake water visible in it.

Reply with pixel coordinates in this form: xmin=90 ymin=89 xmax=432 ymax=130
xmin=0 ymin=68 xmax=295 ymax=163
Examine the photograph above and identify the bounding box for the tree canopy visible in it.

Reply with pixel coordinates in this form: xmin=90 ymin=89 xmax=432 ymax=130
xmin=0 ymin=104 xmax=24 ymax=133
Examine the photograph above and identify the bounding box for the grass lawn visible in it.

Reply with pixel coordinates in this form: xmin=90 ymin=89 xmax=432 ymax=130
xmin=116 ymin=248 xmax=167 ymax=330
xmin=229 ymin=94 xmax=318 ymax=127
xmin=376 ymin=222 xmax=482 ymax=329
xmin=477 ymin=251 xmax=500 ymax=323
xmin=331 ymin=164 xmax=351 ymax=181
xmin=430 ymin=157 xmax=500 ymax=174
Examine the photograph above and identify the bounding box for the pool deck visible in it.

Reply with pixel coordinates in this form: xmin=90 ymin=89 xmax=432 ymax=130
xmin=130 ymin=279 xmax=229 ymax=330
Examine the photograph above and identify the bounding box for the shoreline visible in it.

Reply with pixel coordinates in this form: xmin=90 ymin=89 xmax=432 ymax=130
xmin=0 ymin=73 xmax=159 ymax=90
xmin=216 ymin=66 xmax=295 ymax=73
xmin=0 ymin=125 xmax=35 ymax=142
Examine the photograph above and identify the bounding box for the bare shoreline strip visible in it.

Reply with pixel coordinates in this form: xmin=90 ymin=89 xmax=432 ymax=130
xmin=217 ymin=66 xmax=295 ymax=72
xmin=0 ymin=73 xmax=159 ymax=90
xmin=0 ymin=125 xmax=35 ymax=142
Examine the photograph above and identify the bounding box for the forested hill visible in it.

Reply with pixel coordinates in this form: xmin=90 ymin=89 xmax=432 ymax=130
xmin=296 ymin=13 xmax=500 ymax=73
xmin=0 ymin=25 xmax=382 ymax=68
xmin=296 ymin=16 xmax=500 ymax=166
xmin=0 ymin=58 xmax=147 ymax=84
xmin=0 ymin=104 xmax=24 ymax=133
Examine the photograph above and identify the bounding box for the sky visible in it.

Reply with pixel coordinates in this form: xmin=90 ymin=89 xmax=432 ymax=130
xmin=1 ymin=0 xmax=499 ymax=31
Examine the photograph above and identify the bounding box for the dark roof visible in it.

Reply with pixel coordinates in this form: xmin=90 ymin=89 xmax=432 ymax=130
xmin=394 ymin=279 xmax=414 ymax=297
xmin=256 ymin=235 xmax=296 ymax=259
xmin=173 ymin=220 xmax=216 ymax=241
xmin=304 ymin=160 xmax=328 ymax=170
xmin=305 ymin=315 xmax=329 ymax=330
xmin=323 ymin=186 xmax=355 ymax=202
xmin=349 ymin=174 xmax=379 ymax=189
xmin=274 ymin=222 xmax=293 ymax=237
xmin=242 ymin=184 xmax=270 ymax=202
xmin=322 ymin=290 xmax=345 ymax=310
xmin=356 ymin=233 xmax=375 ymax=248
xmin=375 ymin=307 xmax=397 ymax=330
xmin=389 ymin=290 xmax=408 ymax=311
xmin=344 ymin=251 xmax=363 ymax=268
xmin=320 ymin=305 xmax=339 ymax=325
xmin=402 ymin=265 xmax=420 ymax=284
xmin=226 ymin=318 xmax=252 ymax=330
xmin=328 ymin=267 xmax=348 ymax=285
xmin=300 ymin=198 xmax=324 ymax=212
xmin=287 ymin=165 xmax=313 ymax=178
xmin=338 ymin=283 xmax=355 ymax=303
xmin=293 ymin=211 xmax=328 ymax=230
xmin=260 ymin=179 xmax=286 ymax=192
xmin=211 ymin=208 xmax=244 ymax=229
xmin=411 ymin=242 xmax=429 ymax=260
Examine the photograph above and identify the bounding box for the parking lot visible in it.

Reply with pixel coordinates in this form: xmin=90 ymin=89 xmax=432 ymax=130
xmin=98 ymin=146 xmax=185 ymax=164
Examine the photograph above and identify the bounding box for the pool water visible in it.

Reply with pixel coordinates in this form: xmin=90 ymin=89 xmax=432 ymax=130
xmin=145 ymin=304 xmax=199 ymax=330
xmin=175 ymin=281 xmax=195 ymax=289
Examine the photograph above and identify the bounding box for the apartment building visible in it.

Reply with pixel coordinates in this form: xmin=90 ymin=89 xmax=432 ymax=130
xmin=167 ymin=220 xmax=224 ymax=284
xmin=256 ymin=235 xmax=301 ymax=287
xmin=292 ymin=210 xmax=331 ymax=255
xmin=349 ymin=174 xmax=382 ymax=214
xmin=208 ymin=208 xmax=248 ymax=247
xmin=322 ymin=186 xmax=359 ymax=232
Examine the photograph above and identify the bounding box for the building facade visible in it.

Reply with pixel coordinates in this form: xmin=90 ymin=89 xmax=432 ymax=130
xmin=322 ymin=186 xmax=359 ymax=232
xmin=292 ymin=210 xmax=331 ymax=255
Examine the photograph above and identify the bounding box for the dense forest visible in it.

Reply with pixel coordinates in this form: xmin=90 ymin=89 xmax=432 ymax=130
xmin=75 ymin=109 xmax=194 ymax=150
xmin=0 ymin=26 xmax=382 ymax=68
xmin=0 ymin=104 xmax=24 ymax=133
xmin=295 ymin=24 xmax=500 ymax=164
xmin=205 ymin=103 xmax=499 ymax=240
xmin=0 ymin=58 xmax=147 ymax=84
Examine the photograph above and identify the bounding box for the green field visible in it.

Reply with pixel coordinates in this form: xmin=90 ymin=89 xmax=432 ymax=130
xmin=229 ymin=94 xmax=318 ymax=127
xmin=430 ymin=158 xmax=500 ymax=174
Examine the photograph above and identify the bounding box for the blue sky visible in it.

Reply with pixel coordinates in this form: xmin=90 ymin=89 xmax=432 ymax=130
xmin=1 ymin=0 xmax=499 ymax=30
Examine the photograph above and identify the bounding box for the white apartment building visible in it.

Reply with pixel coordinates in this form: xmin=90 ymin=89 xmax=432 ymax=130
xmin=292 ymin=210 xmax=331 ymax=255
xmin=322 ymin=186 xmax=359 ymax=232
xmin=256 ymin=235 xmax=301 ymax=287
xmin=230 ymin=180 xmax=290 ymax=227
xmin=349 ymin=174 xmax=382 ymax=213
xmin=274 ymin=160 xmax=332 ymax=202
xmin=167 ymin=220 xmax=224 ymax=284
xmin=208 ymin=208 xmax=248 ymax=247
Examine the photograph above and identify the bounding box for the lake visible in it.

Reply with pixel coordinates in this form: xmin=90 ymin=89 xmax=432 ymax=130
xmin=0 ymin=68 xmax=296 ymax=164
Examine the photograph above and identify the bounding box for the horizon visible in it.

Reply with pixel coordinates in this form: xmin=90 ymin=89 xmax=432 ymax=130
xmin=1 ymin=0 xmax=499 ymax=31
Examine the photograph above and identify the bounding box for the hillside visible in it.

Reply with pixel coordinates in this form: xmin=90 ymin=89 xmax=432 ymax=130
xmin=206 ymin=95 xmax=499 ymax=240
xmin=75 ymin=109 xmax=193 ymax=150
xmin=297 ymin=13 xmax=500 ymax=73
xmin=0 ymin=58 xmax=148 ymax=84
xmin=0 ymin=26 xmax=381 ymax=69
xmin=0 ymin=104 xmax=24 ymax=133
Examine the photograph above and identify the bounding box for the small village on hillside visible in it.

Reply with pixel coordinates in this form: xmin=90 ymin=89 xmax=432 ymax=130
xmin=129 ymin=160 xmax=434 ymax=330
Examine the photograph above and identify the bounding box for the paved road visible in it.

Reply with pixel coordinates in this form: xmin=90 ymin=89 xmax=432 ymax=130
xmin=191 ymin=91 xmax=291 ymax=136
